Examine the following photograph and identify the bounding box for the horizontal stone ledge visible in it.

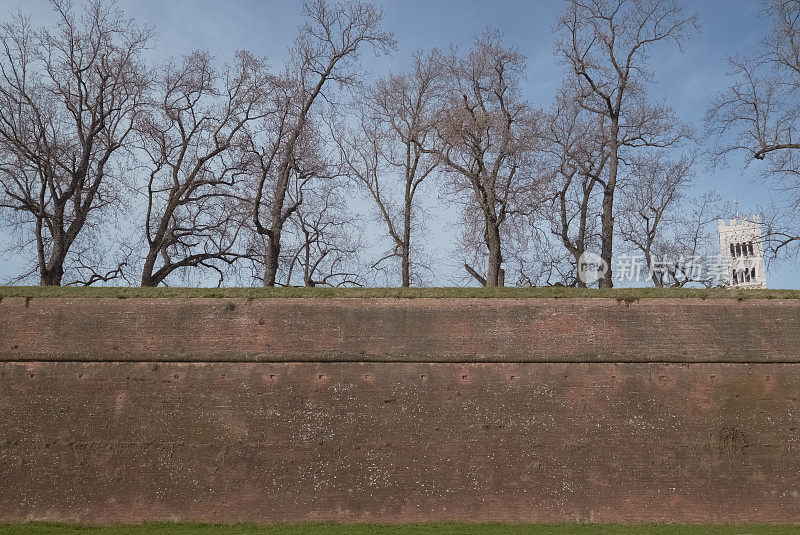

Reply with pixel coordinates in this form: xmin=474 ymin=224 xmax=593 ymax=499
xmin=1 ymin=297 xmax=799 ymax=363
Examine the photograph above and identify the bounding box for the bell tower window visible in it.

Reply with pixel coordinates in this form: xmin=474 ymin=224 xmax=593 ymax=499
xmin=718 ymin=215 xmax=766 ymax=289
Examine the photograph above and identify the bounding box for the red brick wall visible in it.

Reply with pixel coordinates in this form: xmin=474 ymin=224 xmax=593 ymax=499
xmin=1 ymin=298 xmax=799 ymax=523
xmin=2 ymin=297 xmax=800 ymax=362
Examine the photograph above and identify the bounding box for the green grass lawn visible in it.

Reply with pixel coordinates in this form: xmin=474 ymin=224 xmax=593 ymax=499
xmin=1 ymin=285 xmax=799 ymax=300
xmin=0 ymin=524 xmax=798 ymax=535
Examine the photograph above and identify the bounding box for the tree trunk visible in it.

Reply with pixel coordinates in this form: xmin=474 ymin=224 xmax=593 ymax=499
xmin=485 ymin=224 xmax=503 ymax=287
xmin=401 ymin=247 xmax=410 ymax=287
xmin=140 ymin=250 xmax=159 ymax=287
xmin=650 ymin=271 xmax=663 ymax=288
xmin=40 ymin=264 xmax=64 ymax=286
xmin=303 ymin=232 xmax=315 ymax=287
xmin=464 ymin=264 xmax=487 ymax=286
xmin=599 ymin=136 xmax=619 ymax=289
xmin=401 ymin=204 xmax=412 ymax=287
xmin=599 ymin=185 xmax=615 ymax=288
xmin=645 ymin=250 xmax=663 ymax=288
xmin=572 ymin=249 xmax=587 ymax=288
xmin=39 ymin=239 xmax=65 ymax=286
xmin=263 ymin=232 xmax=281 ymax=287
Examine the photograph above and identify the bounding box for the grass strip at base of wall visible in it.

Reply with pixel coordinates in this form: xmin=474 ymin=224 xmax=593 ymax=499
xmin=1 ymin=523 xmax=799 ymax=535
xmin=1 ymin=286 xmax=799 ymax=300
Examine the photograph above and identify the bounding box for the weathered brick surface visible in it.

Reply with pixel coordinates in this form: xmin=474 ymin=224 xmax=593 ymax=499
xmin=1 ymin=297 xmax=799 ymax=362
xmin=0 ymin=298 xmax=799 ymax=523
xmin=1 ymin=361 xmax=798 ymax=523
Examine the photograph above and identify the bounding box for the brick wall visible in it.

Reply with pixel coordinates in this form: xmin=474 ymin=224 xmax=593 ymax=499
xmin=1 ymin=297 xmax=798 ymax=523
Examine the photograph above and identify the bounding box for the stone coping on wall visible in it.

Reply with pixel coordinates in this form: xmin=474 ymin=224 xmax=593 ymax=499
xmin=1 ymin=297 xmax=798 ymax=363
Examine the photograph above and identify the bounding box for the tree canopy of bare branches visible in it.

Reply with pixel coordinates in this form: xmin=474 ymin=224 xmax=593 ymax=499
xmin=250 ymin=0 xmax=395 ymax=287
xmin=540 ymin=89 xmax=607 ymax=287
xmin=0 ymin=0 xmax=150 ymax=285
xmin=283 ymin=177 xmax=362 ymax=287
xmin=334 ymin=51 xmax=439 ymax=287
xmin=0 ymin=0 xmax=745 ymax=290
xmin=708 ymin=0 xmax=800 ymax=261
xmin=428 ymin=30 xmax=543 ymax=287
xmin=137 ymin=50 xmax=271 ymax=287
xmin=556 ymin=0 xmax=698 ymax=287
xmin=618 ymin=152 xmax=693 ymax=286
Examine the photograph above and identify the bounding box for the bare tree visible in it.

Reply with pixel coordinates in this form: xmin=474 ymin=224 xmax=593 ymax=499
xmin=137 ymin=51 xmax=270 ymax=287
xmin=61 ymin=225 xmax=134 ymax=286
xmin=283 ymin=177 xmax=361 ymax=287
xmin=761 ymin=203 xmax=800 ymax=261
xmin=707 ymin=0 xmax=800 ymax=260
xmin=244 ymin=106 xmax=336 ymax=280
xmin=541 ymin=89 xmax=608 ymax=287
xmin=250 ymin=0 xmax=395 ymax=287
xmin=428 ymin=30 xmax=542 ymax=287
xmin=556 ymin=0 xmax=698 ymax=287
xmin=0 ymin=0 xmax=150 ymax=285
xmin=333 ymin=51 xmax=439 ymax=287
xmin=618 ymin=153 xmax=693 ymax=286
xmin=649 ymin=192 xmax=721 ymax=287
xmin=499 ymin=217 xmax=569 ymax=287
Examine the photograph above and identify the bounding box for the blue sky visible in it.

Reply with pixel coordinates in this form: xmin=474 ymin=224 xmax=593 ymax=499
xmin=0 ymin=0 xmax=796 ymax=288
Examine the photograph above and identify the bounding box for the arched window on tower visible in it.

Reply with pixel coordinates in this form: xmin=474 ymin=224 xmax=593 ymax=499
xmin=751 ymin=266 xmax=756 ymax=279
xmin=733 ymin=270 xmax=738 ymax=284
xmin=736 ymin=243 xmax=741 ymax=257
xmin=748 ymin=242 xmax=754 ymax=256
xmin=730 ymin=243 xmax=735 ymax=257
xmin=745 ymin=269 xmax=751 ymax=282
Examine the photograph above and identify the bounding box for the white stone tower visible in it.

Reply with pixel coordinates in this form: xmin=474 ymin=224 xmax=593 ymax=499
xmin=718 ymin=214 xmax=767 ymax=289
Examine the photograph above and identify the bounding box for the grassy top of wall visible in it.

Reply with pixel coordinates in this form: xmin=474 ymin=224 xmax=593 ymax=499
xmin=1 ymin=285 xmax=799 ymax=300
xmin=1 ymin=523 xmax=798 ymax=535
